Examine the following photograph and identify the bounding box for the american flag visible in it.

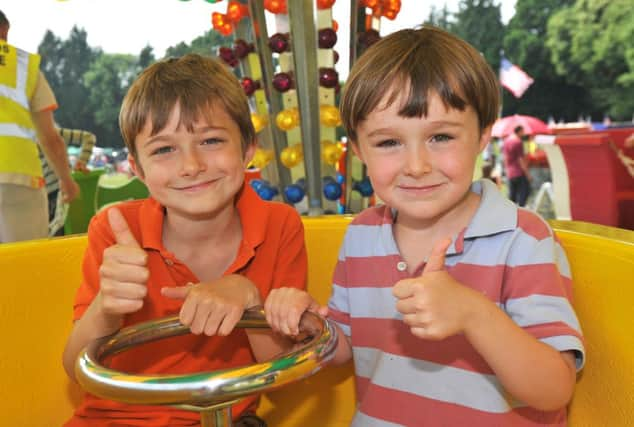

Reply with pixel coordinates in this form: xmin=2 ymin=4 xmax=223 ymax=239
xmin=499 ymin=58 xmax=534 ymax=98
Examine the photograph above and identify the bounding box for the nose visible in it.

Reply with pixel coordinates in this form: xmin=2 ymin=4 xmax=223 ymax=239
xmin=404 ymin=144 xmax=432 ymax=177
xmin=180 ymin=147 xmax=207 ymax=177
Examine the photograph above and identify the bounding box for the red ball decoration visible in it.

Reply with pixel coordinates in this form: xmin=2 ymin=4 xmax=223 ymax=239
xmin=333 ymin=50 xmax=339 ymax=64
xmin=359 ymin=29 xmax=381 ymax=49
xmin=241 ymin=77 xmax=260 ymax=96
xmin=318 ymin=28 xmax=337 ymax=49
xmin=269 ymin=33 xmax=289 ymax=53
xmin=233 ymin=39 xmax=254 ymax=59
xmin=218 ymin=46 xmax=238 ymax=67
xmin=319 ymin=68 xmax=338 ymax=89
xmin=264 ymin=0 xmax=287 ymax=14
xmin=272 ymin=72 xmax=293 ymax=93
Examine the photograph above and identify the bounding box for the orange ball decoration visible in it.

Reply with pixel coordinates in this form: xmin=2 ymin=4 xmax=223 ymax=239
xmin=320 ymin=105 xmax=342 ymax=127
xmin=275 ymin=108 xmax=300 ymax=131
xmin=317 ymin=0 xmax=336 ymax=9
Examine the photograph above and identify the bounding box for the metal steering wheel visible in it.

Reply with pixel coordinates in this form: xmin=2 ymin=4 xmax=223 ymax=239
xmin=75 ymin=308 xmax=338 ymax=427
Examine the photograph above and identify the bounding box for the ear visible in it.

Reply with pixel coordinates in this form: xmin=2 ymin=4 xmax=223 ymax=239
xmin=349 ymin=140 xmax=365 ymax=163
xmin=128 ymin=153 xmax=145 ymax=181
xmin=478 ymin=125 xmax=493 ymax=154
xmin=243 ymin=142 xmax=256 ymax=167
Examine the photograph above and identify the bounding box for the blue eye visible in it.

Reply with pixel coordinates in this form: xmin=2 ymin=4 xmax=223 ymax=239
xmin=151 ymin=146 xmax=174 ymax=155
xmin=202 ymin=138 xmax=223 ymax=145
xmin=430 ymin=134 xmax=452 ymax=143
xmin=377 ymin=139 xmax=400 ymax=148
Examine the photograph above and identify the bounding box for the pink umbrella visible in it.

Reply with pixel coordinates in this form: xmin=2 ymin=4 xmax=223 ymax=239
xmin=491 ymin=114 xmax=552 ymax=138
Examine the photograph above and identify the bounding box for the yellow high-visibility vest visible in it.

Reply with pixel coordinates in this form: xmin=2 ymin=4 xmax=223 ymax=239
xmin=0 ymin=40 xmax=44 ymax=188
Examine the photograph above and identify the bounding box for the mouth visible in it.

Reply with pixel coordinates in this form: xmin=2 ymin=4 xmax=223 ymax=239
xmin=173 ymin=179 xmax=219 ymax=192
xmin=398 ymin=182 xmax=444 ymax=192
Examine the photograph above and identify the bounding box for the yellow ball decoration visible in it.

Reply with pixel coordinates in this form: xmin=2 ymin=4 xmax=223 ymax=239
xmin=251 ymin=113 xmax=268 ymax=133
xmin=321 ymin=140 xmax=344 ymax=166
xmin=276 ymin=108 xmax=300 ymax=131
xmin=249 ymin=148 xmax=274 ymax=169
xmin=320 ymin=105 xmax=342 ymax=127
xmin=280 ymin=144 xmax=304 ymax=169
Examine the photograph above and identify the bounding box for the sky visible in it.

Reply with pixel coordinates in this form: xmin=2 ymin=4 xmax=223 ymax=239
xmin=3 ymin=0 xmax=517 ymax=77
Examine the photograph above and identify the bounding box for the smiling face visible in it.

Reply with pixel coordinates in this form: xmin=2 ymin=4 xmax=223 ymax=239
xmin=129 ymin=102 xmax=254 ymax=221
xmin=353 ymin=90 xmax=491 ymax=227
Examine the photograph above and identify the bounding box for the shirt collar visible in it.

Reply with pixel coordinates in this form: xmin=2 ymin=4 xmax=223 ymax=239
xmin=464 ymin=179 xmax=517 ymax=238
xmin=137 ymin=182 xmax=269 ymax=254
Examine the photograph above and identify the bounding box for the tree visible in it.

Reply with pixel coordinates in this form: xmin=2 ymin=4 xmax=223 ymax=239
xmin=547 ymin=0 xmax=634 ymax=120
xmin=39 ymin=26 xmax=101 ymax=131
xmin=84 ymin=53 xmax=142 ymax=147
xmin=164 ymin=29 xmax=228 ymax=58
xmin=425 ymin=4 xmax=453 ymax=30
xmin=452 ymin=0 xmax=505 ymax=71
xmin=501 ymin=0 xmax=591 ymax=121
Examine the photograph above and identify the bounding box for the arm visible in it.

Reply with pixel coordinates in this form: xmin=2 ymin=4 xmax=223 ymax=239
xmin=463 ymin=297 xmax=576 ymax=411
xmin=31 ymin=110 xmax=80 ymax=202
xmin=394 ymin=238 xmax=579 ymax=411
xmin=63 ymin=208 xmax=150 ymax=380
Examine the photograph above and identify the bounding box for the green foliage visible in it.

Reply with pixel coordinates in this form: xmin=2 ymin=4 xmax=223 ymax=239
xmin=547 ymin=0 xmax=634 ymax=119
xmin=452 ymin=0 xmax=505 ymax=70
xmin=37 ymin=27 xmax=226 ymax=148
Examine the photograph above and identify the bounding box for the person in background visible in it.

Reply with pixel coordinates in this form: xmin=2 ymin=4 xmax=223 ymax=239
xmin=502 ymin=125 xmax=531 ymax=206
xmin=0 ymin=9 xmax=79 ymax=243
xmin=43 ymin=128 xmax=96 ymax=236
xmin=266 ymin=26 xmax=584 ymax=426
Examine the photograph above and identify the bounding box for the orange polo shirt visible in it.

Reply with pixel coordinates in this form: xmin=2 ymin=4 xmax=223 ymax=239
xmin=66 ymin=184 xmax=307 ymax=426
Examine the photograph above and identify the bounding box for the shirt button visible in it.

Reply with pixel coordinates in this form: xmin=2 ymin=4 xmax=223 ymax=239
xmin=164 ymin=259 xmax=174 ymax=266
xmin=396 ymin=261 xmax=407 ymax=271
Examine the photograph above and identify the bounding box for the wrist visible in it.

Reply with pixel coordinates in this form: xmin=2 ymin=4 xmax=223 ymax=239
xmin=462 ymin=291 xmax=495 ymax=338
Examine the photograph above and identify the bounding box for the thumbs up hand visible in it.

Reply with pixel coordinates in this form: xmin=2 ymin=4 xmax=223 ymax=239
xmin=392 ymin=238 xmax=482 ymax=340
xmin=96 ymin=207 xmax=149 ymax=323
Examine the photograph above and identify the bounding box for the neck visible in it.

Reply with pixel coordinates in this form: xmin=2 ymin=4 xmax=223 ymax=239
xmin=162 ymin=203 xmax=242 ymax=251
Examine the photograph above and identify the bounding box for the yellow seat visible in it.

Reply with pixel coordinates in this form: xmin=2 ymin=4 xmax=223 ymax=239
xmin=0 ymin=218 xmax=632 ymax=426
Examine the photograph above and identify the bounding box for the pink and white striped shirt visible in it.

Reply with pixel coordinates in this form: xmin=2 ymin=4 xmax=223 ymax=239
xmin=328 ymin=179 xmax=585 ymax=426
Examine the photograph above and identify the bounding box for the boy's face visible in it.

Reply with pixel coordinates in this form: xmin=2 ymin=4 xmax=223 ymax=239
xmin=352 ymin=91 xmax=491 ymax=226
xmin=129 ymin=102 xmax=254 ymax=221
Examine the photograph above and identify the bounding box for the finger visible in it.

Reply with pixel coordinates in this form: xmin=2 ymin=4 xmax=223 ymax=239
xmin=161 ymin=284 xmax=192 ymax=300
xmin=101 ymin=280 xmax=148 ymax=300
xmin=422 ymin=238 xmax=452 ymax=274
xmin=201 ymin=307 xmax=226 ymax=336
xmin=103 ymin=245 xmax=148 ymax=266
xmin=392 ymin=279 xmax=416 ymax=299
xmin=395 ymin=297 xmax=419 ymax=315
xmin=100 ymin=295 xmax=144 ymax=314
xmin=108 ymin=207 xmax=141 ymax=248
xmin=217 ymin=306 xmax=242 ymax=336
xmin=100 ymin=259 xmax=149 ymax=281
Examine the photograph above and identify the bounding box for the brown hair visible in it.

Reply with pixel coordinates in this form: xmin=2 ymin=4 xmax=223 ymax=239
xmin=119 ymin=54 xmax=255 ymax=159
xmin=340 ymin=26 xmax=500 ymax=141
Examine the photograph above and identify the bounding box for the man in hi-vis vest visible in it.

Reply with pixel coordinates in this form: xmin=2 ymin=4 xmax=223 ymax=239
xmin=0 ymin=10 xmax=79 ymax=243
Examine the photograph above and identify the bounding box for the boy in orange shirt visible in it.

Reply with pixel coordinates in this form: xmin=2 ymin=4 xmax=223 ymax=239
xmin=62 ymin=54 xmax=307 ymax=427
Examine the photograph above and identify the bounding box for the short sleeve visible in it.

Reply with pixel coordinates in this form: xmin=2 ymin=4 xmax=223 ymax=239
xmin=29 ymin=72 xmax=58 ymax=113
xmin=327 ymin=234 xmax=352 ymax=337
xmin=503 ymin=212 xmax=585 ymax=370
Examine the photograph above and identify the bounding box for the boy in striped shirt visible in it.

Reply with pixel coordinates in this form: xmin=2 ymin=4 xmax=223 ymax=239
xmin=266 ymin=26 xmax=584 ymax=426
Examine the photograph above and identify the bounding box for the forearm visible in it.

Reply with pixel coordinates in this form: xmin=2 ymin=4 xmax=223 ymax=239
xmin=62 ymin=295 xmax=123 ymax=381
xmin=465 ymin=298 xmax=576 ymax=410
xmin=31 ymin=110 xmax=74 ymax=185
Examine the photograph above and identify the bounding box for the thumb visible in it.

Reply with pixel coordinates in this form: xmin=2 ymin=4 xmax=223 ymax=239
xmin=422 ymin=238 xmax=451 ymax=274
xmin=108 ymin=207 xmax=141 ymax=248
xmin=161 ymin=283 xmax=193 ymax=300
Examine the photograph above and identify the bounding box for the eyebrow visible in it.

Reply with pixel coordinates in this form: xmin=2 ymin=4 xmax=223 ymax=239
xmin=142 ymin=125 xmax=228 ymax=147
